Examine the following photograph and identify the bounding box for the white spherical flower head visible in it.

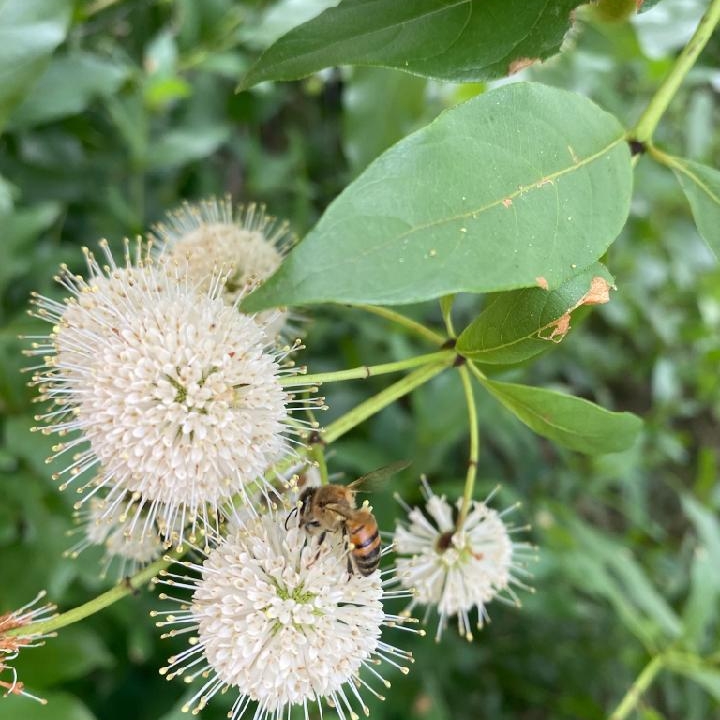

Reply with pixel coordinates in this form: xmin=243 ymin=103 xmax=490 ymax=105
xmin=394 ymin=481 xmax=531 ymax=641
xmin=156 ymin=512 xmax=415 ymax=720
xmin=152 ymin=197 xmax=295 ymax=339
xmin=28 ymin=241 xmax=311 ymax=543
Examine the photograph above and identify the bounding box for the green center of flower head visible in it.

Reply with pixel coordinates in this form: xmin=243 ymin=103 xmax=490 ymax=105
xmin=266 ymin=582 xmax=324 ymax=635
xmin=275 ymin=583 xmax=317 ymax=605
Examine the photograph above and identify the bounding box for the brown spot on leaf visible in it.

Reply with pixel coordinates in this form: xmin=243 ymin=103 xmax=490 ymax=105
xmin=508 ymin=57 xmax=537 ymax=75
xmin=582 ymin=276 xmax=613 ymax=306
xmin=536 ymin=276 xmax=549 ymax=290
xmin=502 ymin=198 xmax=513 ymax=208
xmin=539 ymin=276 xmax=613 ymax=343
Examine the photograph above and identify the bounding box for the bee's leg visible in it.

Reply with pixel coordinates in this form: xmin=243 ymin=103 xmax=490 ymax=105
xmin=307 ymin=531 xmax=327 ymax=568
xmin=343 ymin=526 xmax=354 ymax=580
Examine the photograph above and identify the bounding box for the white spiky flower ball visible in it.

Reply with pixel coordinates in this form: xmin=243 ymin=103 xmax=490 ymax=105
xmin=394 ymin=481 xmax=532 ymax=641
xmin=152 ymin=197 xmax=294 ymax=339
xmin=155 ymin=512 xmax=416 ymax=720
xmin=27 ymin=240 xmax=312 ymax=543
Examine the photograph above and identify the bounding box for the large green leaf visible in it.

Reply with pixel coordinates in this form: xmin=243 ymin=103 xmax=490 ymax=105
xmin=239 ymin=0 xmax=581 ymax=89
xmin=456 ymin=263 xmax=614 ymax=364
xmin=480 ymin=379 xmax=642 ymax=454
xmin=0 ymin=0 xmax=73 ymax=131
xmin=8 ymin=52 xmax=131 ymax=128
xmin=243 ymin=83 xmax=633 ymax=310
xmin=667 ymin=155 xmax=720 ymax=260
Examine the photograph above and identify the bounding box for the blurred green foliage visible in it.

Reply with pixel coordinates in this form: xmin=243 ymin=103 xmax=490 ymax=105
xmin=1 ymin=1 xmax=720 ymax=719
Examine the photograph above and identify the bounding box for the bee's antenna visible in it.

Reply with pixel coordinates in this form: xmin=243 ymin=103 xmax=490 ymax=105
xmin=285 ymin=505 xmax=299 ymax=530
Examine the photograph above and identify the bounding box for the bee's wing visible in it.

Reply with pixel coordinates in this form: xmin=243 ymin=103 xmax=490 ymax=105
xmin=346 ymin=460 xmax=411 ymax=493
xmin=323 ymin=502 xmax=355 ymax=519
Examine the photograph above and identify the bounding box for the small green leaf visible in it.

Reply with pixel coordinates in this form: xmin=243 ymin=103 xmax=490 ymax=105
xmin=8 ymin=52 xmax=131 ymax=128
xmin=243 ymin=83 xmax=632 ymax=310
xmin=0 ymin=692 xmax=96 ymax=720
xmin=456 ymin=263 xmax=614 ymax=364
xmin=667 ymin=662 xmax=720 ymax=703
xmin=567 ymin=520 xmax=682 ymax=643
xmin=0 ymin=202 xmax=61 ymax=293
xmin=668 ymin=155 xmax=720 ymax=260
xmin=239 ymin=0 xmax=581 ymax=89
xmin=681 ymin=495 xmax=720 ymax=649
xmin=479 ymin=379 xmax=642 ymax=454
xmin=0 ymin=0 xmax=73 ymax=131
xmin=144 ymin=126 xmax=230 ymax=170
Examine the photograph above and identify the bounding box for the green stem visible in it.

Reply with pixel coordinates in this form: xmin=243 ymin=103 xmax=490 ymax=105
xmin=633 ymin=0 xmax=720 ymax=144
xmin=456 ymin=366 xmax=479 ymax=528
xmin=3 ymin=555 xmax=178 ymax=639
xmin=310 ymin=442 xmax=329 ymax=485
xmin=281 ymin=351 xmax=455 ymax=386
xmin=323 ymin=360 xmax=452 ymax=444
xmin=608 ymin=654 xmax=665 ymax=720
xmin=466 ymin=360 xmax=488 ymax=384
xmin=356 ymin=305 xmax=446 ymax=346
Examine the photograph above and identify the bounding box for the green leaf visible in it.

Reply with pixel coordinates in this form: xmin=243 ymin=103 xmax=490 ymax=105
xmin=243 ymin=83 xmax=632 ymax=310
xmin=239 ymin=0 xmax=582 ymax=89
xmin=144 ymin=126 xmax=230 ymax=170
xmin=12 ymin=626 xmax=114 ymax=687
xmin=343 ymin=66 xmax=427 ymax=175
xmin=0 ymin=202 xmax=61 ymax=292
xmin=567 ymin=520 xmax=682 ymax=643
xmin=479 ymin=379 xmax=642 ymax=454
xmin=0 ymin=0 xmax=73 ymax=131
xmin=667 ymin=663 xmax=720 ymax=703
xmin=681 ymin=495 xmax=720 ymax=649
xmin=668 ymin=155 xmax=720 ymax=260
xmin=7 ymin=52 xmax=131 ymax=128
xmin=456 ymin=263 xmax=614 ymax=364
xmin=0 ymin=692 xmax=96 ymax=720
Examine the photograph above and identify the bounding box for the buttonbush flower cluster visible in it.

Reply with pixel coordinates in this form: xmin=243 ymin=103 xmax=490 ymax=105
xmin=394 ymin=481 xmax=532 ymax=641
xmin=11 ymin=197 xmax=530 ymax=718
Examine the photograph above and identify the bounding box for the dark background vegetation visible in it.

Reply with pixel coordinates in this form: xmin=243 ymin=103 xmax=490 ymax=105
xmin=1 ymin=1 xmax=719 ymax=719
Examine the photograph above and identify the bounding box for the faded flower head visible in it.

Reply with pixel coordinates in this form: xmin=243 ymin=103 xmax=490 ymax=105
xmin=394 ymin=480 xmax=532 ymax=641
xmin=152 ymin=197 xmax=295 ymax=338
xmin=0 ymin=593 xmax=56 ymax=704
xmin=27 ymin=240 xmax=312 ymax=543
xmin=155 ymin=511 xmax=415 ymax=720
xmin=67 ymin=493 xmax=168 ymax=577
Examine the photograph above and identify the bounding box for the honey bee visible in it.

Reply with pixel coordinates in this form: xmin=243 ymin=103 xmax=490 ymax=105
xmin=286 ymin=461 xmax=410 ymax=576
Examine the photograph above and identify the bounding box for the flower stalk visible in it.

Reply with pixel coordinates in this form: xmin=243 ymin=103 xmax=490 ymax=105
xmin=323 ymin=359 xmax=452 ymax=443
xmin=633 ymin=0 xmax=720 ymax=144
xmin=280 ymin=350 xmax=455 ymax=386
xmin=608 ymin=654 xmax=665 ymax=720
xmin=1 ymin=555 xmax=178 ymax=639
xmin=457 ymin=366 xmax=479 ymax=529
xmin=357 ymin=304 xmax=446 ymax=345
